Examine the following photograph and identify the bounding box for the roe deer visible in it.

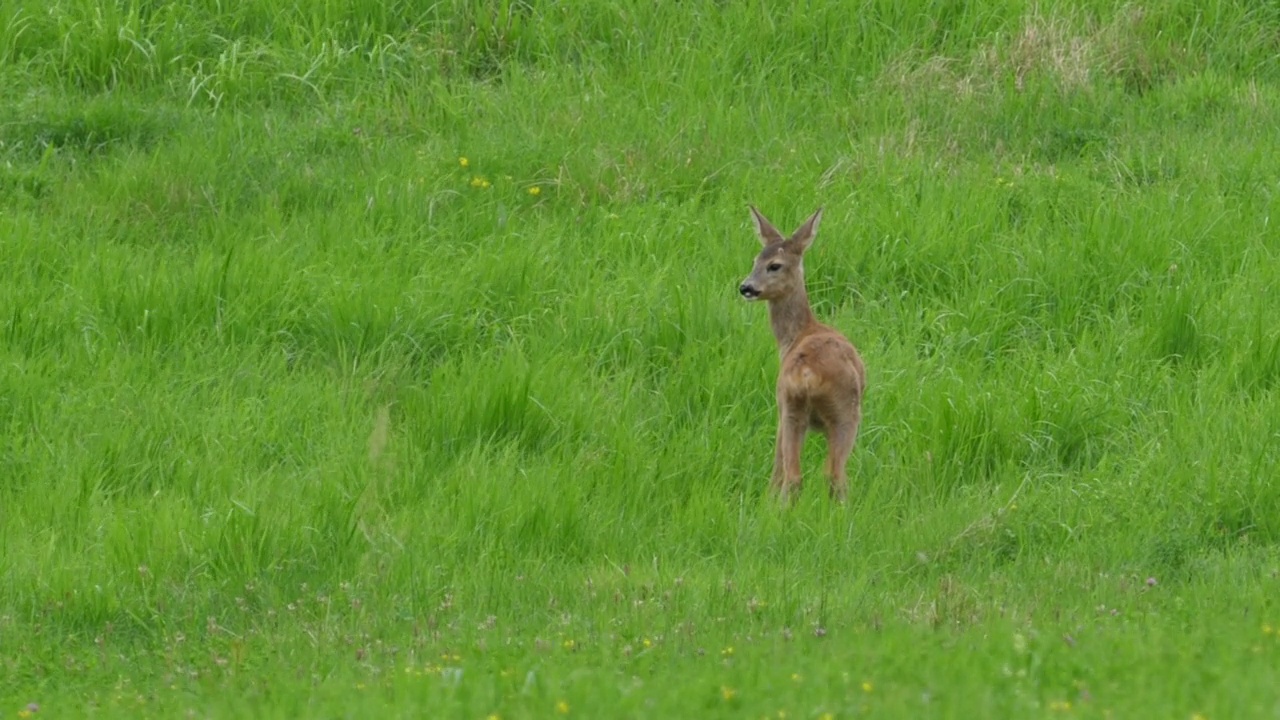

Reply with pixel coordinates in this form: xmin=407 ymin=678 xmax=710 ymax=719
xmin=738 ymin=206 xmax=866 ymax=503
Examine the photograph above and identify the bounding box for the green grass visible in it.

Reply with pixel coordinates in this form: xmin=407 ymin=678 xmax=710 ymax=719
xmin=3 ymin=0 xmax=1280 ymax=717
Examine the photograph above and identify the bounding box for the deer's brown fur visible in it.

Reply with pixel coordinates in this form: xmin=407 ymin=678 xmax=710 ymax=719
xmin=739 ymin=206 xmax=866 ymax=503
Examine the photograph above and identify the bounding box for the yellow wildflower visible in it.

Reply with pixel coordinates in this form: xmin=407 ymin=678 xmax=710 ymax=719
xmin=861 ymin=681 xmax=873 ymax=693
xmin=459 ymin=157 xmax=469 ymax=167
xmin=721 ymin=686 xmax=737 ymax=701
xmin=528 ymin=186 xmax=541 ymax=196
xmin=555 ymin=700 xmax=570 ymax=714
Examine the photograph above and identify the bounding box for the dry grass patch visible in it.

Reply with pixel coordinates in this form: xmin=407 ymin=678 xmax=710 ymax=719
xmin=880 ymin=5 xmax=1184 ymax=99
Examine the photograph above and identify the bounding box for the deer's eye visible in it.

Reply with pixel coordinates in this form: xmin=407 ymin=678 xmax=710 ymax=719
xmin=767 ymin=262 xmax=783 ymax=272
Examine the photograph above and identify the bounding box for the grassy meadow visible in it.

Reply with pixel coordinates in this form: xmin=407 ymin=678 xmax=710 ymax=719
xmin=3 ymin=0 xmax=1280 ymax=716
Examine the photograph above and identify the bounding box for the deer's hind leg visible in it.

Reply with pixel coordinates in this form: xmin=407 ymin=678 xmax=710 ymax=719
xmin=775 ymin=405 xmax=808 ymax=504
xmin=822 ymin=404 xmax=862 ymax=503
xmin=769 ymin=422 xmax=785 ymax=495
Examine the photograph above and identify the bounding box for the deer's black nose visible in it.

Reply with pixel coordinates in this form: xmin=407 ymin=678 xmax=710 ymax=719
xmin=740 ymin=283 xmax=759 ymax=298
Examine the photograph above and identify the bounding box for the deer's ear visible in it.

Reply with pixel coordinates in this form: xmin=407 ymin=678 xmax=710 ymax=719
xmin=789 ymin=207 xmax=823 ymax=253
xmin=749 ymin=205 xmax=785 ymax=246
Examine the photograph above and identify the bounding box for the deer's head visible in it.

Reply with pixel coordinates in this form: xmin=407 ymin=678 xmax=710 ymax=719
xmin=739 ymin=206 xmax=822 ymax=302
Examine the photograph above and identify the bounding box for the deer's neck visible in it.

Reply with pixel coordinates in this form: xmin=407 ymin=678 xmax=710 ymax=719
xmin=767 ymin=288 xmax=818 ymax=356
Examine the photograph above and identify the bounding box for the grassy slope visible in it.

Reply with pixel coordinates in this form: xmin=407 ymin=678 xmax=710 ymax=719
xmin=2 ymin=0 xmax=1280 ymax=717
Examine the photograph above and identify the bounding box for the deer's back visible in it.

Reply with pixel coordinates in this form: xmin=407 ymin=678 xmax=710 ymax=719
xmin=778 ymin=324 xmax=865 ymax=406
